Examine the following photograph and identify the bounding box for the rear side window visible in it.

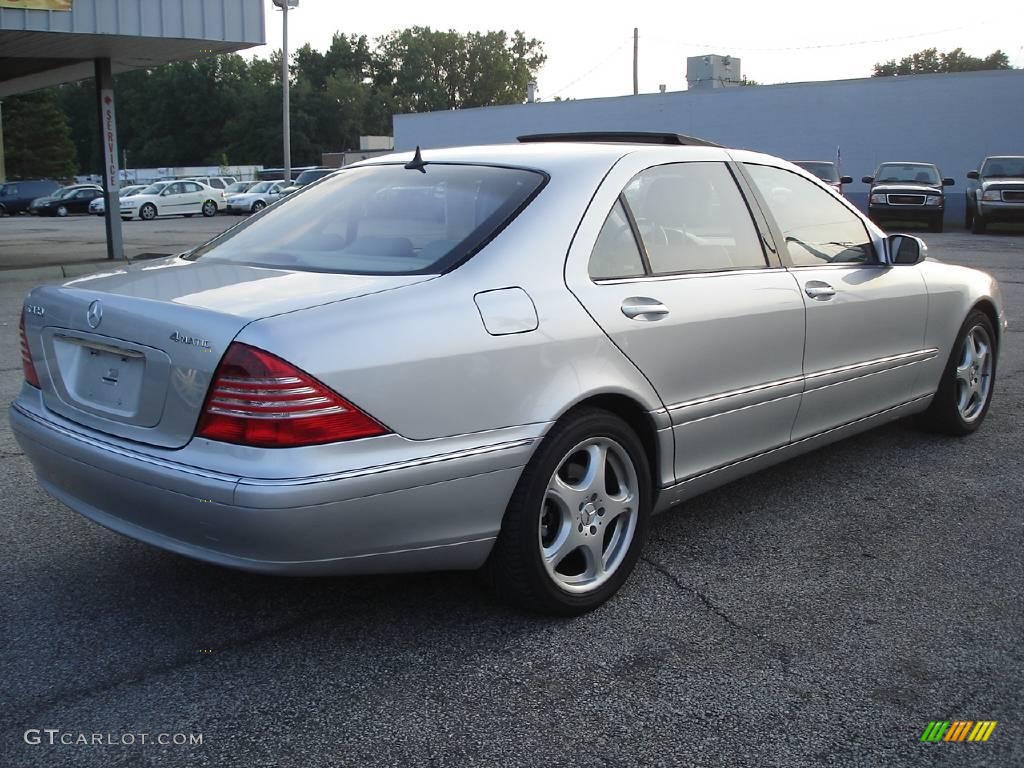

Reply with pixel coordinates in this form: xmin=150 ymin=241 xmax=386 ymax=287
xmin=621 ymin=162 xmax=767 ymax=275
xmin=745 ymin=164 xmax=875 ymax=267
xmin=589 ymin=200 xmax=646 ymax=280
xmin=188 ymin=164 xmax=545 ymax=275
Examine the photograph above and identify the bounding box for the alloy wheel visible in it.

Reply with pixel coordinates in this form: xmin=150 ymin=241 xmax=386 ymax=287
xmin=955 ymin=324 xmax=993 ymax=422
xmin=539 ymin=437 xmax=639 ymax=594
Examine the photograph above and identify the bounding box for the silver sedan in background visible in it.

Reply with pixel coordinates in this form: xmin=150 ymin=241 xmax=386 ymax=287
xmin=11 ymin=134 xmax=1003 ymax=615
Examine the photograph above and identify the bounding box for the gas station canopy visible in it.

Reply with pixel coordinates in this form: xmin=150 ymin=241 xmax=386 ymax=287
xmin=0 ymin=0 xmax=265 ymax=98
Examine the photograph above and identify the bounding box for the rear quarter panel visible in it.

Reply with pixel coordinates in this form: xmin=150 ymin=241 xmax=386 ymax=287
xmin=237 ymin=160 xmax=665 ymax=442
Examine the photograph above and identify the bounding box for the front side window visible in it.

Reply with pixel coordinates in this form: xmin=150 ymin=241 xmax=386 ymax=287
xmin=187 ymin=163 xmax=545 ymax=275
xmin=621 ymin=162 xmax=767 ymax=275
xmin=745 ymin=164 xmax=875 ymax=267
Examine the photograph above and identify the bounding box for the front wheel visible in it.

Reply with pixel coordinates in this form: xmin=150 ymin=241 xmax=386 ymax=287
xmin=484 ymin=408 xmax=651 ymax=615
xmin=964 ymin=206 xmax=974 ymax=230
xmin=56 ymin=205 xmax=68 ymax=217
xmin=251 ymin=199 xmax=266 ymax=213
xmin=918 ymin=310 xmax=997 ymax=435
xmin=139 ymin=203 xmax=157 ymax=221
xmin=201 ymin=200 xmax=217 ymax=217
xmin=971 ymin=213 xmax=987 ymax=234
xmin=929 ymin=214 xmax=943 ymax=233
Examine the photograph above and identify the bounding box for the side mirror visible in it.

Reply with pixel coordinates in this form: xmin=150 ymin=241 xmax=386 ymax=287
xmin=888 ymin=234 xmax=927 ymax=265
xmin=862 ymin=176 xmax=874 ymax=184
xmin=943 ymin=178 xmax=955 ymax=187
xmin=840 ymin=175 xmax=853 ymax=184
xmin=966 ymin=171 xmax=980 ymax=180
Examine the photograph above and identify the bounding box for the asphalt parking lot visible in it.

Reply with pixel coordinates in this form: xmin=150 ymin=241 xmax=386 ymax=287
xmin=0 ymin=214 xmax=237 ymax=271
xmin=0 ymin=231 xmax=1021 ymax=767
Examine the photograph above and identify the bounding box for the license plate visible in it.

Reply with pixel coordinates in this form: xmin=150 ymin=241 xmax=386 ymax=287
xmin=69 ymin=342 xmax=146 ymax=415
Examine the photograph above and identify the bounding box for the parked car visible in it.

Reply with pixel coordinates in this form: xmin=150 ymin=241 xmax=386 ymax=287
xmin=0 ymin=179 xmax=61 ymax=215
xmin=965 ymin=156 xmax=1024 ymax=234
xmin=184 ymin=175 xmax=237 ymax=191
xmin=223 ymin=180 xmax=258 ymax=199
xmin=88 ymin=185 xmax=146 ymax=216
xmin=792 ymin=161 xmax=852 ymax=193
xmin=281 ymin=167 xmax=333 ymax=195
xmin=225 ymin=180 xmax=288 ymax=214
xmin=11 ymin=133 xmax=1004 ymax=615
xmin=30 ymin=185 xmax=103 ymax=217
xmin=120 ymin=180 xmax=224 ymax=221
xmin=863 ymin=162 xmax=954 ymax=232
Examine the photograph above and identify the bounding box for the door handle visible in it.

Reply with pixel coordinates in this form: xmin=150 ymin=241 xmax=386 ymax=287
xmin=804 ymin=281 xmax=836 ymax=300
xmin=621 ymin=297 xmax=670 ymax=320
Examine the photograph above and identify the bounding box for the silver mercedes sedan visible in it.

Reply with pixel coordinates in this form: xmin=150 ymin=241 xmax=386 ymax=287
xmin=11 ymin=133 xmax=1004 ymax=615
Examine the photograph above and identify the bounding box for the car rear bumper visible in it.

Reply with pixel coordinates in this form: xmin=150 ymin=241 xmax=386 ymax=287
xmin=10 ymin=393 xmax=537 ymax=575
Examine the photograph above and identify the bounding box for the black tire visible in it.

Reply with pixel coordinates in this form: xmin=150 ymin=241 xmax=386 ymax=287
xmin=964 ymin=205 xmax=973 ymax=230
xmin=971 ymin=213 xmax=987 ymax=234
xmin=56 ymin=205 xmax=68 ymax=218
xmin=929 ymin=215 xmax=943 ymax=233
xmin=0 ymin=204 xmax=6 ymax=217
xmin=140 ymin=203 xmax=157 ymax=221
xmin=918 ymin=310 xmax=997 ymax=436
xmin=251 ymin=200 xmax=266 ymax=213
xmin=202 ymin=200 xmax=217 ymax=217
xmin=484 ymin=407 xmax=652 ymax=616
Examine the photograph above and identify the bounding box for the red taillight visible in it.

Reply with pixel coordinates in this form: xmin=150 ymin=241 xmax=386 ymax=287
xmin=19 ymin=312 xmax=40 ymax=388
xmin=195 ymin=343 xmax=388 ymax=448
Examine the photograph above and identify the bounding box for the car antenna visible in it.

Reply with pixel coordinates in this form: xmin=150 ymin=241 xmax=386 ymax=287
xmin=404 ymin=145 xmax=427 ymax=173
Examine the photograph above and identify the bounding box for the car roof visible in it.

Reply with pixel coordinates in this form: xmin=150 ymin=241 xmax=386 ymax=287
xmin=354 ymin=141 xmax=744 ymax=176
xmin=876 ymin=161 xmax=938 ymax=167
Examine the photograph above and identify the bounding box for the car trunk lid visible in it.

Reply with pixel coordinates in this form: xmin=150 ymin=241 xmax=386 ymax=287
xmin=26 ymin=258 xmax=432 ymax=448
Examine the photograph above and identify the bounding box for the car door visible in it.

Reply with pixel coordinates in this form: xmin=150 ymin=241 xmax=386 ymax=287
xmin=186 ymin=182 xmax=208 ymax=212
xmin=742 ymin=162 xmax=930 ymax=441
xmin=566 ymin=153 xmax=807 ymax=483
xmin=70 ymin=190 xmax=95 ymax=213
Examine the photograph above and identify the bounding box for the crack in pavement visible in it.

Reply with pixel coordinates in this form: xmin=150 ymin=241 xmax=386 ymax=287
xmin=7 ymin=605 xmax=340 ymax=729
xmin=641 ymin=555 xmax=794 ymax=674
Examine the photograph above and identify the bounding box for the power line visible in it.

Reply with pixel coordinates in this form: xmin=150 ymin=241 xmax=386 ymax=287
xmin=545 ymin=38 xmax=633 ymax=99
xmin=639 ymin=20 xmax=999 ymax=54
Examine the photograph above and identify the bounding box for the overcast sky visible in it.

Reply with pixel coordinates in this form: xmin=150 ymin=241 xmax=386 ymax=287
xmin=253 ymin=0 xmax=1024 ymax=100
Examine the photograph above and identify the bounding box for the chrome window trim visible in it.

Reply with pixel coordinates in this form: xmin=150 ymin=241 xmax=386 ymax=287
xmin=593 ymin=266 xmax=787 ymax=285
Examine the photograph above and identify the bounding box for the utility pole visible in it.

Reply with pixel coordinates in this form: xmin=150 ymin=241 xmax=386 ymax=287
xmin=273 ymin=0 xmax=297 ymax=183
xmin=633 ymin=28 xmax=639 ymax=95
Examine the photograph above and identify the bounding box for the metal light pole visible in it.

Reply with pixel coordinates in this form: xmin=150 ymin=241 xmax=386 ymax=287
xmin=272 ymin=0 xmax=298 ymax=183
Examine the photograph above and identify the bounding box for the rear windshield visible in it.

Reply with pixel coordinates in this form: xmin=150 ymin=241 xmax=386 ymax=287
xmin=875 ymin=163 xmax=940 ymax=184
xmin=981 ymin=157 xmax=1024 ymax=178
xmin=794 ymin=162 xmax=839 ymax=183
xmin=186 ymin=163 xmax=546 ymax=275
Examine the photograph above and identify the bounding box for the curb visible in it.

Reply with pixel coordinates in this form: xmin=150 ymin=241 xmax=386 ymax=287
xmin=2 ymin=254 xmax=168 ymax=282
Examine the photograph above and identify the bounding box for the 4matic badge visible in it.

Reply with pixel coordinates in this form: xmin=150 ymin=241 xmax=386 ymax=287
xmin=169 ymin=331 xmax=212 ymax=350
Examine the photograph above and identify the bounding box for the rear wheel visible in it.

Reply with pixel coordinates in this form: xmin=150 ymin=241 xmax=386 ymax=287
xmin=484 ymin=408 xmax=651 ymax=615
xmin=202 ymin=200 xmax=217 ymax=217
xmin=139 ymin=203 xmax=157 ymax=221
xmin=918 ymin=310 xmax=996 ymax=435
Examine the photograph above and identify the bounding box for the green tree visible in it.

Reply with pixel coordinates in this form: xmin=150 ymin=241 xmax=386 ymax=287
xmin=373 ymin=27 xmax=545 ymax=111
xmin=2 ymin=90 xmax=77 ymax=180
xmin=873 ymin=47 xmax=1012 ymax=76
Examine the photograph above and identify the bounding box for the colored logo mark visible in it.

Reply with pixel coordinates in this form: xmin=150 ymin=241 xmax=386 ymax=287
xmin=920 ymin=721 xmax=997 ymax=742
